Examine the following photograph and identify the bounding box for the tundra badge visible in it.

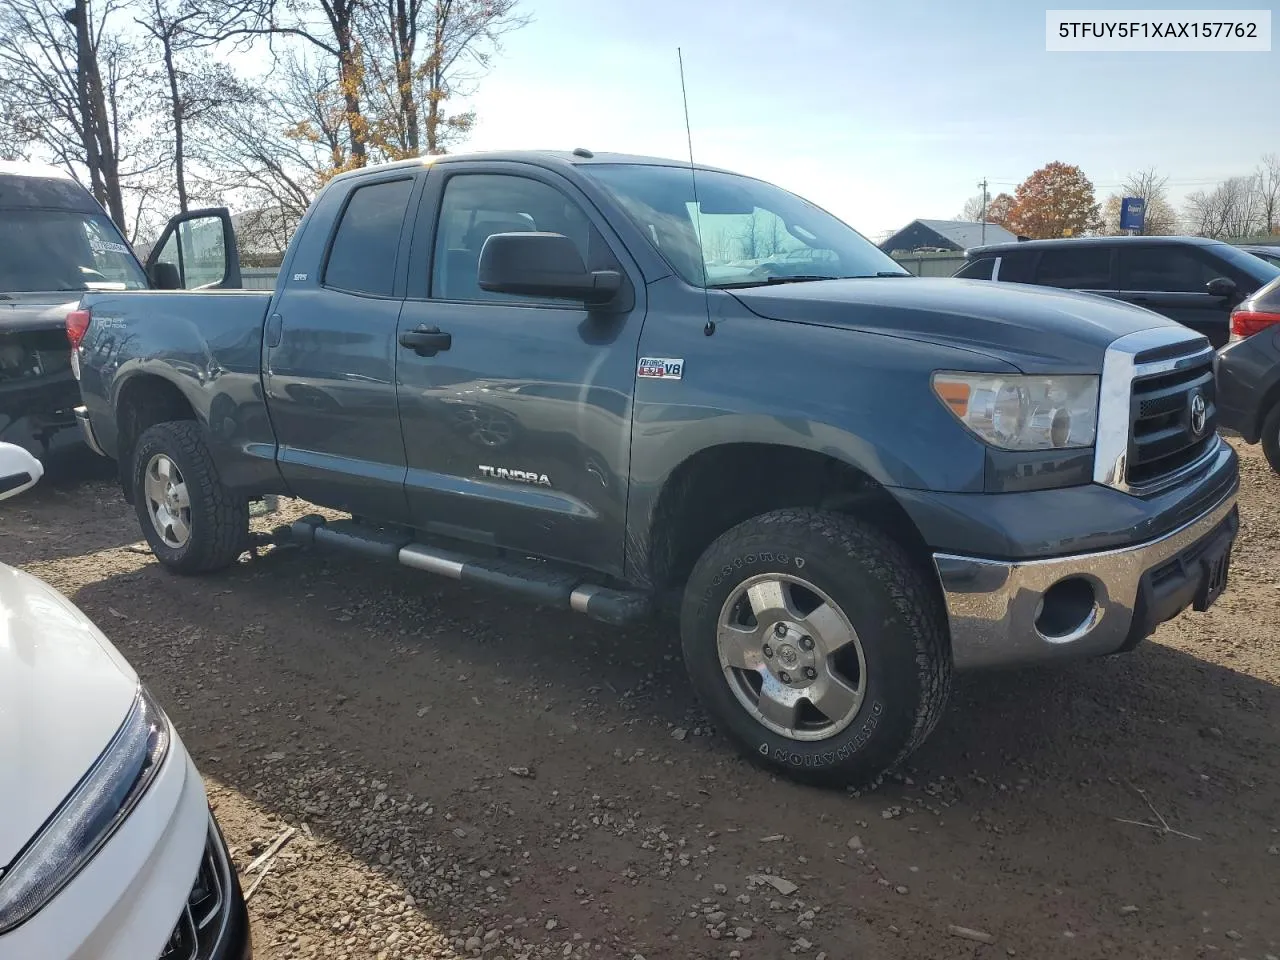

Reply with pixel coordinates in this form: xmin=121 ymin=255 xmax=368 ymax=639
xmin=479 ymin=465 xmax=552 ymax=487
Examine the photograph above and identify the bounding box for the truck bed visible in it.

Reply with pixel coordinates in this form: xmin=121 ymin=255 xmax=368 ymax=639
xmin=75 ymin=289 xmax=275 ymax=472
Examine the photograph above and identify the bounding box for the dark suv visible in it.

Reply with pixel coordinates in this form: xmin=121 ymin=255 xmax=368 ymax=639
xmin=955 ymin=236 xmax=1280 ymax=348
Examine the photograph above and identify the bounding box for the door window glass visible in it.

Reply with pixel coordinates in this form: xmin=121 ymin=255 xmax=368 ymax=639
xmin=431 ymin=174 xmax=601 ymax=303
xmin=954 ymin=257 xmax=994 ymax=280
xmin=175 ymin=217 xmax=226 ymax=288
xmin=1119 ymin=246 xmax=1222 ymax=293
xmin=996 ymin=251 xmax=1035 ymax=283
xmin=324 ymin=178 xmax=414 ymax=296
xmin=1034 ymin=247 xmax=1111 ymax=289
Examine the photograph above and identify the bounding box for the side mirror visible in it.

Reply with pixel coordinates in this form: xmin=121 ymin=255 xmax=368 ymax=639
xmin=149 ymin=261 xmax=181 ymax=290
xmin=1206 ymin=276 xmax=1238 ymax=299
xmin=478 ymin=233 xmax=622 ymax=305
xmin=145 ymin=207 xmax=242 ymax=290
xmin=0 ymin=442 xmax=44 ymax=501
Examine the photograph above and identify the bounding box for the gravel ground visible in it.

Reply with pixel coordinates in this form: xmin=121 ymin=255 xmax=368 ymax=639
xmin=5 ymin=440 xmax=1279 ymax=959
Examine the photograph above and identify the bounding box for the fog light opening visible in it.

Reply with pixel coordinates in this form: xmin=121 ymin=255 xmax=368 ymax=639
xmin=1035 ymin=576 xmax=1098 ymax=641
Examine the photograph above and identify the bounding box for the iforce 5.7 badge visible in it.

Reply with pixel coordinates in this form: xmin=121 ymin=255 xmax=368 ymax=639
xmin=637 ymin=357 xmax=684 ymax=380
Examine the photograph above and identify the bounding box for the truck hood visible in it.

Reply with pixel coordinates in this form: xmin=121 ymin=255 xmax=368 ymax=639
xmin=0 ymin=293 xmax=78 ymax=335
xmin=731 ymin=277 xmax=1181 ymax=373
xmin=0 ymin=564 xmax=139 ymax=867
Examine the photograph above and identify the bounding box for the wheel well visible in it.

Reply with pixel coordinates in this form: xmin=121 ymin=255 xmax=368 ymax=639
xmin=646 ymin=444 xmax=937 ymax=597
xmin=115 ymin=376 xmax=197 ymax=501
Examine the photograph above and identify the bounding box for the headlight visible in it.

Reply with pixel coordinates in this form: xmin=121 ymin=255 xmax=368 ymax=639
xmin=932 ymin=373 xmax=1099 ymax=450
xmin=0 ymin=686 xmax=170 ymax=933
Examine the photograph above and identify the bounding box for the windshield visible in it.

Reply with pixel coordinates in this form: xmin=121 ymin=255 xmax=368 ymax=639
xmin=0 ymin=209 xmax=148 ymax=293
xmin=582 ymin=163 xmax=908 ymax=288
xmin=1216 ymin=242 xmax=1280 ymax=283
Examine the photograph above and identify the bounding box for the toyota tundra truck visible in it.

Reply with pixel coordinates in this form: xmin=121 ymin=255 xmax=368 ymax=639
xmin=70 ymin=150 xmax=1239 ymax=785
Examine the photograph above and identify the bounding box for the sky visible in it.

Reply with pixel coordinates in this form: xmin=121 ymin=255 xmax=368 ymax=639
xmin=430 ymin=0 xmax=1279 ymax=238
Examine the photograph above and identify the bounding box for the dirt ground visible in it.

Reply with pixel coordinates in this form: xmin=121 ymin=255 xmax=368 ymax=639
xmin=4 ymin=441 xmax=1279 ymax=960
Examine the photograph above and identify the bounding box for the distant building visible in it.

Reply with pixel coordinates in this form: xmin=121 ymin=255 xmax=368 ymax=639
xmin=879 ymin=219 xmax=1018 ymax=255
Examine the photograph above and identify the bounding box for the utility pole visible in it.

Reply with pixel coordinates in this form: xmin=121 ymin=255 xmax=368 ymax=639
xmin=978 ymin=177 xmax=989 ymax=245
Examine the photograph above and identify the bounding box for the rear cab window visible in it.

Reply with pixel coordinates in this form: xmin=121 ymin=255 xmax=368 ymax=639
xmin=323 ymin=178 xmax=415 ymax=297
xmin=0 ymin=173 xmax=147 ymax=293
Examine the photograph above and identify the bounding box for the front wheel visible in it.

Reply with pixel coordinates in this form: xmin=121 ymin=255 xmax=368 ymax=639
xmin=679 ymin=509 xmax=951 ymax=786
xmin=132 ymin=420 xmax=249 ymax=574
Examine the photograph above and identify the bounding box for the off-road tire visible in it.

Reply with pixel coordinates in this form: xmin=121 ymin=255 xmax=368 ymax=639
xmin=679 ymin=508 xmax=951 ymax=787
xmin=1261 ymin=401 xmax=1280 ymax=475
xmin=132 ymin=420 xmax=248 ymax=574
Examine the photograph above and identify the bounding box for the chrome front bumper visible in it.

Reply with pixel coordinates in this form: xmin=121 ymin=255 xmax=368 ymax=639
xmin=934 ymin=485 xmax=1238 ymax=670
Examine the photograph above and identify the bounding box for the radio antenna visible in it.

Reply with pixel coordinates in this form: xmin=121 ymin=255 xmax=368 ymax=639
xmin=677 ymin=47 xmax=715 ymax=335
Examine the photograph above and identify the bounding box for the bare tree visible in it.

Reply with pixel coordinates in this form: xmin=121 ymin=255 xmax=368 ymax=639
xmin=1101 ymin=168 xmax=1180 ymax=235
xmin=1186 ymin=176 xmax=1265 ymax=239
xmin=189 ymin=0 xmax=372 ymax=168
xmin=187 ymin=53 xmax=342 ymax=256
xmin=958 ymin=192 xmax=986 ymax=221
xmin=1256 ymin=153 xmax=1280 ymax=235
xmin=0 ymin=0 xmax=132 ymax=226
xmin=358 ymin=0 xmax=529 ymax=157
xmin=134 ymin=0 xmax=207 ymax=212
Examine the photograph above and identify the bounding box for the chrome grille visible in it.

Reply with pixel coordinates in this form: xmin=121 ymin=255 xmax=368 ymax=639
xmin=159 ymin=821 xmax=229 ymax=960
xmin=1128 ymin=362 xmax=1216 ymax=487
xmin=1095 ymin=328 xmax=1219 ymax=495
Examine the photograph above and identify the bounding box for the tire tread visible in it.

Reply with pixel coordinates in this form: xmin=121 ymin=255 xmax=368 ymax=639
xmin=133 ymin=420 xmax=248 ymax=574
xmin=682 ymin=507 xmax=952 ymax=784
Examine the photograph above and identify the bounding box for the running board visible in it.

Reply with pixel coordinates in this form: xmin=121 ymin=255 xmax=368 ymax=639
xmin=285 ymin=516 xmax=651 ymax=626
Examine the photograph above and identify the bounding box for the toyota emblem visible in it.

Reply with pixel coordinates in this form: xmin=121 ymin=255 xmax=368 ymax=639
xmin=1189 ymin=391 xmax=1207 ymax=437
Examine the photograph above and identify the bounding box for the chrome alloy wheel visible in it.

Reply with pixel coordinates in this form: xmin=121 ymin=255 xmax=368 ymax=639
xmin=143 ymin=453 xmax=192 ymax=549
xmin=716 ymin=573 xmax=867 ymax=741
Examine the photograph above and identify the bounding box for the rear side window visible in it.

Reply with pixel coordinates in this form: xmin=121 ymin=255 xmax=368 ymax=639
xmin=996 ymin=250 xmax=1035 ymax=283
xmin=1034 ymin=247 xmax=1112 ymax=289
xmin=954 ymin=257 xmax=994 ymax=280
xmin=324 ymin=178 xmax=413 ymax=296
xmin=1118 ymin=246 xmax=1225 ymax=293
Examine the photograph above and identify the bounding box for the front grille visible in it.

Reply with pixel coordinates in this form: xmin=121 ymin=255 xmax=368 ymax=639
xmin=159 ymin=824 xmax=228 ymax=960
xmin=1094 ymin=329 xmax=1219 ymax=495
xmin=1127 ymin=351 xmax=1216 ymax=489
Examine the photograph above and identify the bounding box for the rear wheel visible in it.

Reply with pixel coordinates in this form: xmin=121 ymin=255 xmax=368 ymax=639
xmin=679 ymin=509 xmax=951 ymax=786
xmin=1261 ymin=401 xmax=1280 ymax=475
xmin=132 ymin=421 xmax=248 ymax=574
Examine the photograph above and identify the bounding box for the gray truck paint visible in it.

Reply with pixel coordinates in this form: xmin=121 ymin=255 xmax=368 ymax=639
xmin=74 ymin=151 xmax=1234 ymax=594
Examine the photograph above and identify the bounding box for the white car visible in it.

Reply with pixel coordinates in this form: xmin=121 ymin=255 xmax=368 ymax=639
xmin=0 ymin=443 xmax=251 ymax=960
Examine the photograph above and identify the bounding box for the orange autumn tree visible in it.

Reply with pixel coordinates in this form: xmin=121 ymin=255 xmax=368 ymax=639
xmin=1008 ymin=162 xmax=1102 ymax=239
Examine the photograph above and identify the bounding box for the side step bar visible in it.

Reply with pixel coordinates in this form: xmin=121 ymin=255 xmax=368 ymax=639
xmin=284 ymin=515 xmax=651 ymax=626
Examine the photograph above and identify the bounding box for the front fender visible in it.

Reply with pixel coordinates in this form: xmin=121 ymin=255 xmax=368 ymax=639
xmin=622 ymin=286 xmax=1016 ymax=584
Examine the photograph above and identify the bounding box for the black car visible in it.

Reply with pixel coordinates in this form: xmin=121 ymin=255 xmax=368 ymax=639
xmin=1216 ymin=274 xmax=1280 ymax=471
xmin=1240 ymin=244 xmax=1280 ymax=268
xmin=955 ymin=236 xmax=1280 ymax=347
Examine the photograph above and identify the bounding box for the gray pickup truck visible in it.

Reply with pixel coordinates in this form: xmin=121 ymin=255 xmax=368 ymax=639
xmin=72 ymin=150 xmax=1239 ymax=785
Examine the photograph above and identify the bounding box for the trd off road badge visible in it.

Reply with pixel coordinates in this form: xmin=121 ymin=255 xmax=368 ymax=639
xmin=637 ymin=357 xmax=684 ymax=380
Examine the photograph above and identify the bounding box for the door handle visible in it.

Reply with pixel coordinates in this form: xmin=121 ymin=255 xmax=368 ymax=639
xmin=398 ymin=326 xmax=452 ymax=357
xmin=265 ymin=312 xmax=284 ymax=347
